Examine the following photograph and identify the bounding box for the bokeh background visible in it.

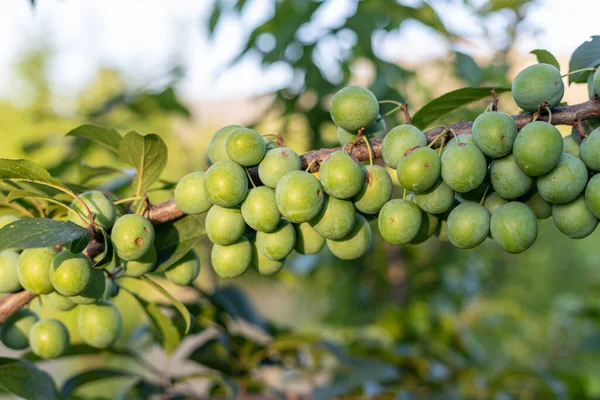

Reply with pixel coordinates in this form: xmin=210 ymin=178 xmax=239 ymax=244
xmin=1 ymin=0 xmax=600 ymax=398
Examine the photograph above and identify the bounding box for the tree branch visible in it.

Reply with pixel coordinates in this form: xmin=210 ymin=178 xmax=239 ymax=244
xmin=2 ymin=97 xmax=600 ymax=323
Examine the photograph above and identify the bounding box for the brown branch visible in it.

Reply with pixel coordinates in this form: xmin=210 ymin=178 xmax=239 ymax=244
xmin=2 ymin=97 xmax=600 ymax=323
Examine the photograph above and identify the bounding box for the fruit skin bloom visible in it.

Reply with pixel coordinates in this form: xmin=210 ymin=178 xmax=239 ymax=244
xmin=329 ymin=86 xmax=379 ymax=132
xmin=511 ymin=63 xmax=564 ymax=111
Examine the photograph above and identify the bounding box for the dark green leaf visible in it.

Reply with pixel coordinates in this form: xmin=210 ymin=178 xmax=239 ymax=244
xmin=118 ymin=132 xmax=168 ymax=196
xmin=568 ymin=36 xmax=600 ymax=84
xmin=68 ymin=230 xmax=92 ymax=253
xmin=210 ymin=285 xmax=266 ymax=329
xmin=66 ymin=125 xmax=122 ymax=154
xmin=154 ymin=215 xmax=205 ymax=272
xmin=234 ymin=0 xmax=247 ymax=12
xmin=187 ymin=338 xmax=235 ymax=375
xmin=209 ymin=3 xmax=221 ymax=36
xmin=411 ymin=87 xmax=511 ymax=129
xmin=0 ymin=218 xmax=90 ymax=251
xmin=127 ymin=87 xmax=190 ymax=118
xmin=0 ymin=158 xmax=74 ymax=197
xmin=0 ymin=357 xmax=57 ymax=400
xmin=455 ymin=52 xmax=484 ymax=86
xmin=7 ymin=189 xmax=76 ymax=215
xmin=530 ymin=49 xmax=560 ymax=70
xmin=93 ymin=227 xmax=114 ymax=268
xmin=61 ymin=369 xmax=134 ymax=399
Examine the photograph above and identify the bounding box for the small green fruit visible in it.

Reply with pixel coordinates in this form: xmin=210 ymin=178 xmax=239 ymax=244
xmin=293 ymin=222 xmax=325 ymax=255
xmin=490 ymin=154 xmax=533 ymax=199
xmin=580 ymin=128 xmax=600 ymax=171
xmin=593 ymin=68 xmax=600 ymax=97
xmin=211 ymin=237 xmax=252 ymax=278
xmin=483 ymin=193 xmax=508 ymax=215
xmin=513 ymin=121 xmax=562 ymax=176
xmin=537 ymin=153 xmax=588 ymax=204
xmin=585 ymin=174 xmax=600 ymax=218
xmin=70 ymin=268 xmax=106 ymax=305
xmin=512 ymin=63 xmax=564 ymax=111
xmin=441 ymin=143 xmax=487 ymax=193
xmin=490 ymin=202 xmax=538 ymax=253
xmin=18 ymin=247 xmax=56 ymax=295
xmin=165 ymin=250 xmax=201 ymax=286
xmin=78 ymin=301 xmax=123 ymax=348
xmin=446 ymin=202 xmax=490 ymax=249
xmin=378 ymin=199 xmax=422 ymax=245
xmin=225 ymin=127 xmax=265 ymax=166
xmin=203 ymin=160 xmax=248 ymax=207
xmin=174 ymin=172 xmax=213 ymax=215
xmin=397 ymin=146 xmax=440 ymax=193
xmin=330 ymin=86 xmax=379 ymax=132
xmin=46 ymin=292 xmax=76 ymax=311
xmin=0 ymin=250 xmax=21 ymax=293
xmin=241 ymin=186 xmax=281 ymax=233
xmin=521 ymin=189 xmax=552 ymax=219
xmin=353 ymin=165 xmax=392 ymax=214
xmin=256 ymin=219 xmax=296 ymax=261
xmin=250 ymin=240 xmax=285 ymax=275
xmin=552 ymin=195 xmax=598 ymax=239
xmin=49 ymin=251 xmax=92 ymax=297
xmin=258 ymin=147 xmax=302 ymax=189
xmin=0 ymin=309 xmax=38 ymax=350
xmin=123 ymin=246 xmax=157 ymax=277
xmin=68 ymin=190 xmax=117 ymax=229
xmin=206 ymin=205 xmax=246 ymax=245
xmin=563 ymin=135 xmax=580 ymax=157
xmin=0 ymin=214 xmax=20 ymax=229
xmin=319 ymin=150 xmax=364 ymax=199
xmin=410 ymin=212 xmax=440 ymax=245
xmin=111 ymin=215 xmax=155 ymax=261
xmin=275 ymin=170 xmax=325 ymax=223
xmin=310 ymin=196 xmax=355 ymax=240
xmin=472 ymin=112 xmax=518 ymax=158
xmin=414 ymin=179 xmax=455 ymax=215
xmin=207 ymin=125 xmax=240 ymax=163
xmin=326 ymin=214 xmax=372 ymax=260
xmin=381 ymin=125 xmax=427 ymax=168
xmin=29 ymin=319 xmax=70 ymax=359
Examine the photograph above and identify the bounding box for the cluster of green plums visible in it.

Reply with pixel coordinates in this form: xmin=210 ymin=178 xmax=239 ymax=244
xmin=173 ymin=62 xmax=600 ymax=277
xmin=0 ymin=191 xmax=201 ymax=358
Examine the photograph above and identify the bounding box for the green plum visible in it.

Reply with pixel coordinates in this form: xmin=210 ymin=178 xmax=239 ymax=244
xmin=585 ymin=174 xmax=600 ymax=218
xmin=49 ymin=251 xmax=92 ymax=297
xmin=258 ymin=147 xmax=302 ymax=189
xmin=211 ymin=237 xmax=252 ymax=278
xmin=563 ymin=135 xmax=580 ymax=157
xmin=225 ymin=127 xmax=265 ymax=166
xmin=471 ymin=111 xmax=518 ymax=158
xmin=206 ymin=205 xmax=246 ymax=245
xmin=378 ymin=199 xmax=422 ymax=245
xmin=580 ymin=128 xmax=600 ymax=171
xmin=293 ymin=222 xmax=325 ymax=255
xmin=0 ymin=309 xmax=38 ymax=350
xmin=111 ymin=215 xmax=155 ymax=261
xmin=275 ymin=170 xmax=325 ymax=223
xmin=203 ymin=160 xmax=248 ymax=207
xmin=490 ymin=202 xmax=538 ymax=253
xmin=309 ymin=196 xmax=355 ymax=240
xmin=552 ymin=195 xmax=598 ymax=239
xmin=326 ymin=214 xmax=372 ymax=260
xmin=68 ymin=190 xmax=117 ymax=229
xmin=490 ymin=154 xmax=533 ymax=199
xmin=78 ymin=301 xmax=123 ymax=348
xmin=521 ymin=189 xmax=552 ymax=219
xmin=165 ymin=250 xmax=200 ymax=286
xmin=0 ymin=214 xmax=20 ymax=229
xmin=593 ymin=68 xmax=600 ymax=97
xmin=241 ymin=186 xmax=281 ymax=233
xmin=537 ymin=153 xmax=587 ymax=204
xmin=18 ymin=247 xmax=56 ymax=295
xmin=70 ymin=268 xmax=106 ymax=305
xmin=0 ymin=250 xmax=21 ymax=293
xmin=414 ymin=179 xmax=455 ymax=215
xmin=446 ymin=202 xmax=490 ymax=249
xmin=381 ymin=125 xmax=427 ymax=168
xmin=250 ymin=240 xmax=285 ymax=275
xmin=123 ymin=246 xmax=157 ymax=277
xmin=256 ymin=219 xmax=296 ymax=260
xmin=319 ymin=150 xmax=364 ymax=199
xmin=513 ymin=121 xmax=562 ymax=176
xmin=353 ymin=165 xmax=393 ymax=214
xmin=397 ymin=146 xmax=440 ymax=193
xmin=45 ymin=292 xmax=76 ymax=311
xmin=330 ymin=86 xmax=378 ymax=132
xmin=174 ymin=172 xmax=213 ymax=215
xmin=483 ymin=193 xmax=508 ymax=215
xmin=207 ymin=125 xmax=240 ymax=163
xmin=441 ymin=143 xmax=487 ymax=193
xmin=410 ymin=212 xmax=440 ymax=245
xmin=512 ymin=63 xmax=564 ymax=111
xmin=29 ymin=319 xmax=70 ymax=359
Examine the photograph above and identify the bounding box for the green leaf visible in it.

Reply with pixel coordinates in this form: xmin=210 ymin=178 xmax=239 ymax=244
xmin=0 ymin=218 xmax=90 ymax=251
xmin=61 ymin=368 xmax=134 ymax=399
xmin=118 ymin=132 xmax=168 ymax=197
xmin=7 ymin=189 xmax=80 ymax=216
xmin=0 ymin=158 xmax=75 ymax=198
xmin=530 ymin=49 xmax=560 ymax=70
xmin=66 ymin=125 xmax=122 ymax=154
xmin=0 ymin=357 xmax=57 ymax=400
xmin=209 ymin=3 xmax=221 ymax=35
xmin=411 ymin=87 xmax=511 ymax=129
xmin=210 ymin=285 xmax=265 ymax=329
xmin=569 ymin=36 xmax=600 ymax=84
xmin=455 ymin=52 xmax=484 ymax=86
xmin=68 ymin=230 xmax=92 ymax=253
xmin=126 ymin=290 xmax=182 ymax=353
xmin=93 ymin=227 xmax=113 ymax=268
xmin=154 ymin=215 xmax=205 ymax=272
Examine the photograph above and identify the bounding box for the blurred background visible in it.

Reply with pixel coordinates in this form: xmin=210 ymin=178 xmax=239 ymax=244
xmin=1 ymin=0 xmax=600 ymax=398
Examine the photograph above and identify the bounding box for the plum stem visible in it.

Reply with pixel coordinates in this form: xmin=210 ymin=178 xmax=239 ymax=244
xmin=362 ymin=136 xmax=373 ymax=166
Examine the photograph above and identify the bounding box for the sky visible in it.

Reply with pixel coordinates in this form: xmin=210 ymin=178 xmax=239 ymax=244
xmin=0 ymin=0 xmax=598 ymax=104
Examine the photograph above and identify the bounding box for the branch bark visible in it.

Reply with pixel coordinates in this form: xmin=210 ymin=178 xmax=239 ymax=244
xmin=2 ymin=97 xmax=600 ymax=323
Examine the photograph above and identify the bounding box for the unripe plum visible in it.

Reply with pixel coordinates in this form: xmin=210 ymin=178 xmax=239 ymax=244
xmin=512 ymin=63 xmax=564 ymax=111
xmin=165 ymin=250 xmax=200 ymax=286
xmin=521 ymin=189 xmax=552 ymax=219
xmin=330 ymin=86 xmax=379 ymax=132
xmin=46 ymin=292 xmax=76 ymax=311
xmin=490 ymin=154 xmax=533 ymax=199
xmin=563 ymin=135 xmax=580 ymax=157
xmin=123 ymin=246 xmax=157 ymax=277
xmin=319 ymin=150 xmax=364 ymax=199
xmin=29 ymin=319 xmax=70 ymax=359
xmin=258 ymin=147 xmax=302 ymax=189
xmin=0 ymin=250 xmax=21 ymax=293
xmin=111 ymin=214 xmax=155 ymax=261
xmin=68 ymin=190 xmax=117 ymax=229
xmin=537 ymin=153 xmax=587 ymax=204
xmin=293 ymin=222 xmax=325 ymax=255
xmin=250 ymin=240 xmax=285 ymax=275
xmin=206 ymin=205 xmax=246 ymax=245
xmin=18 ymin=247 xmax=56 ymax=294
xmin=410 ymin=212 xmax=439 ymax=245
xmin=225 ymin=127 xmax=265 ymax=166
xmin=174 ymin=172 xmax=213 ymax=215
xmin=203 ymin=160 xmax=248 ymax=207
xmin=275 ymin=170 xmax=325 ymax=223
xmin=585 ymin=174 xmax=600 ymax=218
xmin=256 ymin=219 xmax=296 ymax=260
xmin=472 ymin=112 xmax=518 ymax=158
xmin=49 ymin=250 xmax=92 ymax=297
xmin=381 ymin=125 xmax=427 ymax=168
xmin=414 ymin=179 xmax=455 ymax=215
xmin=378 ymin=199 xmax=422 ymax=245
xmin=441 ymin=142 xmax=487 ymax=193
xmin=483 ymin=193 xmax=508 ymax=215
xmin=207 ymin=125 xmax=240 ymax=163
xmin=353 ymin=165 xmax=393 ymax=214
xmin=397 ymin=146 xmax=440 ymax=193
xmin=513 ymin=121 xmax=562 ymax=176
xmin=241 ymin=186 xmax=281 ymax=233
xmin=446 ymin=202 xmax=490 ymax=249
xmin=78 ymin=301 xmax=123 ymax=348
xmin=70 ymin=267 xmax=106 ymax=305
xmin=490 ymin=202 xmax=538 ymax=253
xmin=211 ymin=237 xmax=252 ymax=278
xmin=326 ymin=214 xmax=372 ymax=260
xmin=309 ymin=196 xmax=355 ymax=240
xmin=0 ymin=309 xmax=38 ymax=350
xmin=0 ymin=214 xmax=20 ymax=229
xmin=580 ymin=128 xmax=600 ymax=171
xmin=552 ymin=195 xmax=598 ymax=239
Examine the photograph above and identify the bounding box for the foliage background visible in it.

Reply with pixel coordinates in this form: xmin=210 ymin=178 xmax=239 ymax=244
xmin=1 ymin=0 xmax=600 ymax=398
